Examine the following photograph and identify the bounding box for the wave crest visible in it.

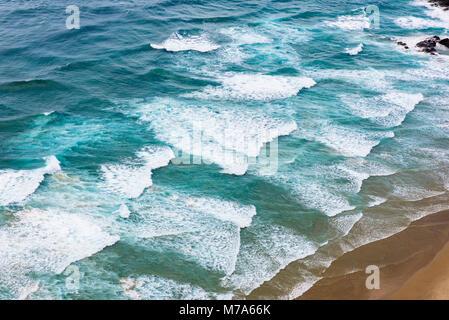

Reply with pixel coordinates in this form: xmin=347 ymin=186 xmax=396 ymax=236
xmin=101 ymin=146 xmax=174 ymax=198
xmin=186 ymin=74 xmax=316 ymax=101
xmin=150 ymin=32 xmax=220 ymax=52
xmin=0 ymin=156 xmax=61 ymax=206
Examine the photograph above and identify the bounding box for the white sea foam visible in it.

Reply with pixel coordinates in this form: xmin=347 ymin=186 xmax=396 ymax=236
xmin=305 ymin=122 xmax=395 ymax=157
xmin=294 ymin=180 xmax=356 ymax=216
xmin=310 ymin=68 xmax=388 ymax=91
xmin=101 ymin=146 xmax=174 ymax=198
xmin=411 ymin=0 xmax=449 ymax=26
xmin=164 ymin=23 xmax=305 ymax=79
xmin=327 ymin=160 xmax=392 ymax=194
xmin=345 ymin=43 xmax=363 ymax=55
xmin=155 ymin=223 xmax=242 ymax=275
xmin=272 ymin=159 xmax=392 ymax=217
xmin=330 ymin=212 xmax=363 ymax=237
xmin=289 ymin=271 xmax=322 ymax=299
xmin=395 ymin=0 xmax=449 ymax=31
xmin=182 ymin=197 xmax=256 ymax=228
xmin=220 ymin=26 xmax=272 ymax=45
xmin=395 ymin=16 xmax=446 ymax=29
xmin=0 ymin=156 xmax=61 ymax=206
xmin=130 ymin=191 xmax=256 ymax=275
xmin=325 ymin=15 xmax=371 ymax=31
xmin=406 ymin=59 xmax=449 ymax=80
xmin=219 ymin=46 xmax=247 ymax=64
xmin=341 ymin=91 xmax=424 ymax=127
xmin=132 ymin=193 xmax=256 ymax=238
xmin=0 ymin=208 xmax=119 ymax=299
xmin=380 ymin=92 xmax=424 ymax=125
xmin=407 ymin=202 xmax=449 ymax=221
xmin=186 ymin=74 xmax=316 ymax=101
xmin=272 ymin=146 xmax=396 ymax=217
xmin=273 ymin=164 xmax=359 ymax=216
xmin=121 ymin=275 xmax=232 ymax=300
xmin=367 ymin=195 xmax=388 ymax=207
xmin=137 ymin=98 xmax=297 ymax=175
xmin=390 ymin=185 xmax=446 ymax=201
xmin=18 ymin=282 xmax=40 ymax=300
xmin=339 ymin=160 xmax=396 ymax=195
xmin=343 ymin=214 xmax=413 ymax=253
xmin=116 ymin=204 xmax=131 ymax=219
xmin=252 ymin=20 xmax=309 ymax=44
xmin=150 ymin=32 xmax=220 ymax=52
xmin=222 ymin=225 xmax=320 ymax=295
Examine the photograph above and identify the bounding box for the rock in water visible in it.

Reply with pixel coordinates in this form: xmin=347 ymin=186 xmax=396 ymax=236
xmin=428 ymin=0 xmax=449 ymax=9
xmin=439 ymin=38 xmax=449 ymax=48
xmin=416 ymin=36 xmax=440 ymax=54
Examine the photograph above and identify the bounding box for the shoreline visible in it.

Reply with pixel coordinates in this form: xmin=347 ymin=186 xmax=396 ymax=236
xmin=298 ymin=209 xmax=449 ymax=299
xmin=297 ymin=0 xmax=449 ymax=300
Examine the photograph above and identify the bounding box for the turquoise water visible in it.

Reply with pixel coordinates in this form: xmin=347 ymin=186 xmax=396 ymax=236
xmin=0 ymin=0 xmax=448 ymax=299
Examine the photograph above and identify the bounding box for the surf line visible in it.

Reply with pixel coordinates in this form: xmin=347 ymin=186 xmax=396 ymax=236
xmin=179 ymin=304 xmax=214 ymax=318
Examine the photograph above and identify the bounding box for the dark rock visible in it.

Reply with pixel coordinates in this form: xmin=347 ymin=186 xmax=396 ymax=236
xmin=416 ymin=36 xmax=440 ymax=47
xmin=439 ymin=38 xmax=449 ymax=48
xmin=416 ymin=36 xmax=441 ymax=53
xmin=393 ymin=32 xmax=449 ymax=55
xmin=416 ymin=40 xmax=433 ymax=49
xmin=428 ymin=0 xmax=449 ymax=9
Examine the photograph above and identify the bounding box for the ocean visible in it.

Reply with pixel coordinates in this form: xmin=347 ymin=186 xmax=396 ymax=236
xmin=0 ymin=0 xmax=448 ymax=299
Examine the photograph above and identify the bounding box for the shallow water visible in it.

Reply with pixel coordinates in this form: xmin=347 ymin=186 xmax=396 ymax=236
xmin=0 ymin=0 xmax=448 ymax=299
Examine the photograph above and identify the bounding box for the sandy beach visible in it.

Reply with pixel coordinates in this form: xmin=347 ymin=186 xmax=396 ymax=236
xmin=298 ymin=209 xmax=449 ymax=299
xmin=390 ymin=233 xmax=449 ymax=299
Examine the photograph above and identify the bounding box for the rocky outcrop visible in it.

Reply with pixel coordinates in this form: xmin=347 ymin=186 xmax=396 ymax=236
xmin=397 ymin=36 xmax=449 ymax=54
xmin=439 ymin=38 xmax=449 ymax=48
xmin=396 ymin=41 xmax=409 ymax=49
xmin=416 ymin=36 xmax=441 ymax=54
xmin=428 ymin=0 xmax=449 ymax=10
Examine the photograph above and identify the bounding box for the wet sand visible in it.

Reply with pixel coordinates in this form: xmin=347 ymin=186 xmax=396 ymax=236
xmin=390 ymin=238 xmax=449 ymax=299
xmin=299 ymin=209 xmax=449 ymax=300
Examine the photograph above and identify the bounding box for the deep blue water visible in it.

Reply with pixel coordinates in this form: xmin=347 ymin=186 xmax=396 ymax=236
xmin=0 ymin=0 xmax=448 ymax=299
